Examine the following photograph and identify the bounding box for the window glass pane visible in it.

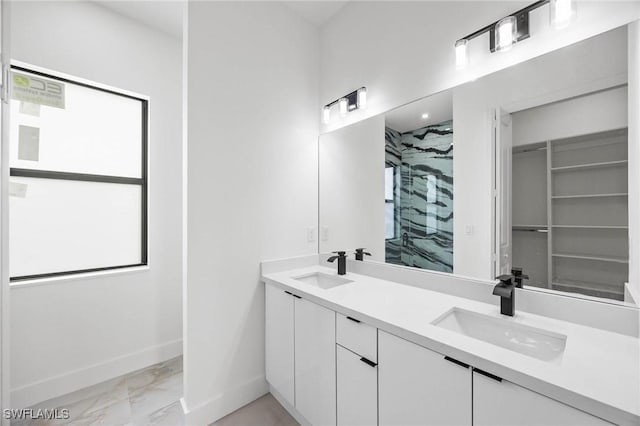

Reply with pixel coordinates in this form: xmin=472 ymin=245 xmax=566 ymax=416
xmin=10 ymin=177 xmax=141 ymax=277
xmin=10 ymin=72 xmax=143 ymax=177
xmin=385 ymin=167 xmax=394 ymax=200
xmin=385 ymin=202 xmax=395 ymax=239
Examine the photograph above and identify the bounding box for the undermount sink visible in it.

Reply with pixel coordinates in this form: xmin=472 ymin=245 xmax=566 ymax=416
xmin=432 ymin=308 xmax=567 ymax=363
xmin=293 ymin=272 xmax=353 ymax=289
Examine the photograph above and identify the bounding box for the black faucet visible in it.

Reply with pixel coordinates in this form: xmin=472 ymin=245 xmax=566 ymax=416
xmin=327 ymin=251 xmax=347 ymax=275
xmin=354 ymin=248 xmax=371 ymax=261
xmin=511 ymin=267 xmax=529 ymax=288
xmin=493 ymin=275 xmax=515 ymax=316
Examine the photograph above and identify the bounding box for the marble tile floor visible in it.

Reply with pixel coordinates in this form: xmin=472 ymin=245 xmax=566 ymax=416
xmin=12 ymin=356 xmax=299 ymax=426
xmin=12 ymin=356 xmax=184 ymax=426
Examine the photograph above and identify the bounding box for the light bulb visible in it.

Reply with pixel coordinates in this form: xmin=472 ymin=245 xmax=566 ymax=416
xmin=357 ymin=87 xmax=367 ymax=109
xmin=322 ymin=106 xmax=331 ymax=124
xmin=495 ymin=16 xmax=517 ymax=52
xmin=339 ymin=98 xmax=348 ymax=117
xmin=455 ymin=39 xmax=468 ymax=69
xmin=550 ymin=0 xmax=576 ymax=29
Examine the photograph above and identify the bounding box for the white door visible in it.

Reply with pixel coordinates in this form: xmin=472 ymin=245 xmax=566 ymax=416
xmin=0 ymin=0 xmax=10 ymax=421
xmin=473 ymin=370 xmax=612 ymax=425
xmin=264 ymin=284 xmax=295 ymax=406
xmin=493 ymin=108 xmax=513 ymax=277
xmin=378 ymin=330 xmax=471 ymax=426
xmin=336 ymin=344 xmax=377 ymax=426
xmin=294 ymin=297 xmax=336 ymax=426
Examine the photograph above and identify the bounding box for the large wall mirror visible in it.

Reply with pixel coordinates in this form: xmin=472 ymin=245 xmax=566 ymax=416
xmin=318 ymin=23 xmax=637 ymax=306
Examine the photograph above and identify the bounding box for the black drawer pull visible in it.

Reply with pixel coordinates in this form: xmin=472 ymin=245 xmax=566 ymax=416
xmin=360 ymin=357 xmax=377 ymax=367
xmin=292 ymin=294 xmax=302 ymax=299
xmin=346 ymin=316 xmax=361 ymax=323
xmin=444 ymin=356 xmax=470 ymax=369
xmin=284 ymin=291 xmax=293 ymax=295
xmin=473 ymin=368 xmax=502 ymax=382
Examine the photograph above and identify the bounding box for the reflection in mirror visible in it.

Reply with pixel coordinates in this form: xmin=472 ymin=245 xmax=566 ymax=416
xmin=490 ymin=26 xmax=631 ymax=302
xmin=384 ymin=91 xmax=453 ymax=272
xmin=318 ymin=23 xmax=637 ymax=306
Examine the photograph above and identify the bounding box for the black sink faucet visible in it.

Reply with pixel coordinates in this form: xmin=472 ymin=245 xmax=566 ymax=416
xmin=493 ymin=275 xmax=515 ymax=316
xmin=511 ymin=267 xmax=529 ymax=288
xmin=354 ymin=248 xmax=371 ymax=261
xmin=327 ymin=251 xmax=347 ymax=275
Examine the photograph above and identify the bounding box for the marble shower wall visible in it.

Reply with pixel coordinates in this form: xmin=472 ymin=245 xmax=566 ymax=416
xmin=385 ymin=121 xmax=453 ymax=272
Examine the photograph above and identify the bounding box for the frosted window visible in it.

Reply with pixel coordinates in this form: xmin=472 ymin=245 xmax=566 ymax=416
xmin=9 ymin=71 xmax=143 ymax=177
xmin=10 ymin=178 xmax=142 ymax=278
xmin=9 ymin=66 xmax=147 ymax=280
xmin=384 ymin=203 xmax=395 ymax=240
xmin=385 ymin=167 xmax=394 ymax=200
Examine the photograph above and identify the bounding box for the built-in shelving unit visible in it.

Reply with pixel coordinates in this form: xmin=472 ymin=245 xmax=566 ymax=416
xmin=512 ymin=128 xmax=629 ymax=301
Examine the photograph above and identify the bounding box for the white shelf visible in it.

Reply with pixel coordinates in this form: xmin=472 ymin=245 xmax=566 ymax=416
xmin=551 ymin=279 xmax=624 ymax=300
xmin=552 ymin=225 xmax=628 ymax=230
xmin=552 ymin=253 xmax=628 ymax=264
xmin=551 ymin=193 xmax=628 ymax=199
xmin=551 ymin=160 xmax=628 ymax=172
xmin=513 ymin=224 xmax=548 ymax=230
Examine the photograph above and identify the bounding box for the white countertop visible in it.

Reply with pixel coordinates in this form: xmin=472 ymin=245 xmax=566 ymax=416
xmin=262 ymin=264 xmax=640 ymax=426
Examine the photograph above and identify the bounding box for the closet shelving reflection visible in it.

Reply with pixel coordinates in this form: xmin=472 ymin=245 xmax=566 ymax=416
xmin=512 ymin=128 xmax=629 ymax=301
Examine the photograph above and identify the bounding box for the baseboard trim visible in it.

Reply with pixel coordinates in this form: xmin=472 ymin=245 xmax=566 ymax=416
xmin=184 ymin=375 xmax=268 ymax=425
xmin=11 ymin=338 xmax=183 ymax=409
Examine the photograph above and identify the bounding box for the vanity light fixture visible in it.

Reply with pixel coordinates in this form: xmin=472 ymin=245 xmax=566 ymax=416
xmin=339 ymin=97 xmax=348 ymax=117
xmin=455 ymin=39 xmax=468 ymax=68
xmin=454 ymin=0 xmax=577 ymax=68
xmin=357 ymin=87 xmax=367 ymax=109
xmin=322 ymin=87 xmax=367 ymax=123
xmin=322 ymin=106 xmax=331 ymax=124
xmin=550 ymin=0 xmax=576 ymax=29
xmin=495 ymin=16 xmax=518 ymax=52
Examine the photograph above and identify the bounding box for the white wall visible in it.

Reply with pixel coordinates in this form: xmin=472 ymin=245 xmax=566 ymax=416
xmin=512 ymin=87 xmax=628 ymax=146
xmin=319 ymin=115 xmax=385 ymax=261
xmin=9 ymin=1 xmax=182 ymax=408
xmin=452 ymin=26 xmax=628 ymax=279
xmin=184 ymin=2 xmax=318 ymax=424
xmin=628 ymin=21 xmax=640 ymax=301
xmin=320 ymin=1 xmax=640 ymax=135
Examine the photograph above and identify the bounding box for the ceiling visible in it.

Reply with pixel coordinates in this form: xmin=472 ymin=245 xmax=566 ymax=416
xmin=94 ymin=0 xmax=348 ymax=40
xmin=281 ymin=1 xmax=348 ymax=26
xmin=385 ymin=90 xmax=453 ymax=133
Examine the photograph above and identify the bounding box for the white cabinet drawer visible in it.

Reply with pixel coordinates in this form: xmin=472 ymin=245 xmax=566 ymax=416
xmin=336 ymin=313 xmax=377 ymax=362
xmin=337 ymin=345 xmax=378 ymax=426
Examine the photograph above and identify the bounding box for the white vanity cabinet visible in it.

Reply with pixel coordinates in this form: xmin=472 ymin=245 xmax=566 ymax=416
xmin=378 ymin=330 xmax=472 ymax=426
xmin=473 ymin=370 xmax=612 ymax=426
xmin=294 ymin=296 xmax=336 ymax=426
xmin=265 ymin=283 xmax=295 ymax=406
xmin=336 ymin=314 xmax=378 ymax=426
xmin=265 ymin=283 xmax=336 ymax=425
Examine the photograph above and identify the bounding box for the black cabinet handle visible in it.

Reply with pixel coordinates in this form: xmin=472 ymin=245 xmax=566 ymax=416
xmin=284 ymin=291 xmax=293 ymax=295
xmin=360 ymin=357 xmax=377 ymax=367
xmin=346 ymin=316 xmax=361 ymax=323
xmin=473 ymin=368 xmax=502 ymax=382
xmin=444 ymin=356 xmax=470 ymax=369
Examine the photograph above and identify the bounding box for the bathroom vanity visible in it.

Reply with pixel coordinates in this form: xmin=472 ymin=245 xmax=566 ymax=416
xmin=261 ymin=256 xmax=639 ymax=426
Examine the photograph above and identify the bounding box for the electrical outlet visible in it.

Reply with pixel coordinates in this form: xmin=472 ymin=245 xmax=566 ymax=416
xmin=465 ymin=224 xmax=474 ymax=235
xmin=306 ymin=227 xmax=316 ymax=242
xmin=321 ymin=227 xmax=329 ymax=242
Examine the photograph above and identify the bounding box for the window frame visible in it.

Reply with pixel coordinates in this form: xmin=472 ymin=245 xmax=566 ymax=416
xmin=9 ymin=64 xmax=148 ymax=282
